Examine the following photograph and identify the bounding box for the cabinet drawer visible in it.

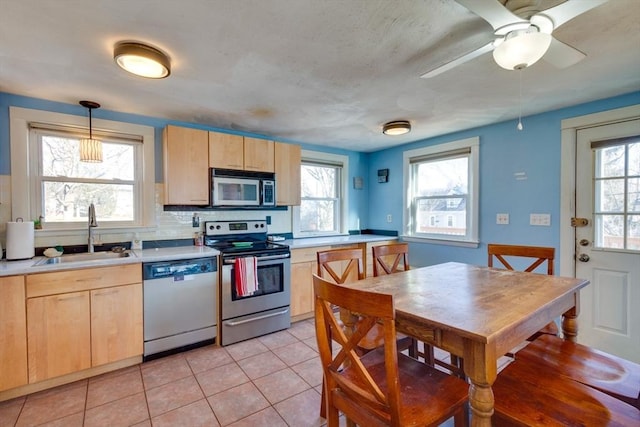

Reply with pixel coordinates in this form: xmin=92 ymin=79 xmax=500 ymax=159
xmin=26 ymin=263 xmax=142 ymax=298
xmin=291 ymin=246 xmax=333 ymax=264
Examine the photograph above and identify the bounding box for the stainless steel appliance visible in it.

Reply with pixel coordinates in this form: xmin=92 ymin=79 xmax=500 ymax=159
xmin=143 ymin=256 xmax=217 ymax=359
xmin=204 ymin=220 xmax=290 ymax=345
xmin=211 ymin=169 xmax=275 ymax=207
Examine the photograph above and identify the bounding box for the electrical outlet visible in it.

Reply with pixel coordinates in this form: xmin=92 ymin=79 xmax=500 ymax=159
xmin=192 ymin=213 xmax=200 ymax=227
xmin=386 ymin=214 xmax=392 ymax=223
xmin=496 ymin=213 xmax=509 ymax=225
xmin=266 ymin=215 xmax=271 ymax=225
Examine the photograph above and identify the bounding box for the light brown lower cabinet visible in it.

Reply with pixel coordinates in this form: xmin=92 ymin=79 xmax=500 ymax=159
xmin=91 ymin=283 xmax=143 ymax=367
xmin=0 ymin=275 xmax=28 ymax=392
xmin=25 ymin=264 xmax=143 ymax=384
xmin=290 ymin=261 xmax=315 ymax=317
xmin=27 ymin=291 xmax=91 ymax=383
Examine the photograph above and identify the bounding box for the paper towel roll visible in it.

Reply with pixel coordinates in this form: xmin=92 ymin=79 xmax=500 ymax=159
xmin=6 ymin=220 xmax=35 ymax=260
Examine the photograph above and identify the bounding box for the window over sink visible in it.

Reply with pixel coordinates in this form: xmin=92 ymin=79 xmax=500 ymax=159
xmin=9 ymin=107 xmax=155 ymax=230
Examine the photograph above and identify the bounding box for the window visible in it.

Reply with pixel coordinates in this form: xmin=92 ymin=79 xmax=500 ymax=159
xmin=293 ymin=150 xmax=348 ymax=237
xmin=10 ymin=107 xmax=155 ymax=231
xmin=403 ymin=137 xmax=479 ymax=246
xmin=592 ymin=136 xmax=640 ymax=251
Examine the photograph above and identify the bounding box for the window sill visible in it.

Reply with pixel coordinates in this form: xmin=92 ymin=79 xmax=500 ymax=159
xmin=35 ymin=225 xmax=156 ymax=238
xmin=401 ymin=236 xmax=479 ymax=248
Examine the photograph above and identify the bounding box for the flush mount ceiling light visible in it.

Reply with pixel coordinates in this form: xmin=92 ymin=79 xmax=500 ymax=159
xmin=114 ymin=42 xmax=171 ymax=79
xmin=383 ymin=120 xmax=411 ymax=136
xmin=492 ymin=27 xmax=552 ymax=71
xmin=79 ymin=100 xmax=102 ymax=163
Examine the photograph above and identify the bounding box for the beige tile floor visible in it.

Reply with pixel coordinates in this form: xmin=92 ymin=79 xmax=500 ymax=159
xmin=0 ymin=318 xmax=481 ymax=426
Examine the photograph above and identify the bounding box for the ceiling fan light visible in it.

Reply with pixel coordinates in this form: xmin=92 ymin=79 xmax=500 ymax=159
xmin=383 ymin=120 xmax=411 ymax=136
xmin=114 ymin=42 xmax=171 ymax=79
xmin=493 ymin=30 xmax=552 ymax=70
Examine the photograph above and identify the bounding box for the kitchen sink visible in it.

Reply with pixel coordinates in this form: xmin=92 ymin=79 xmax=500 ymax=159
xmin=33 ymin=251 xmax=134 ymax=266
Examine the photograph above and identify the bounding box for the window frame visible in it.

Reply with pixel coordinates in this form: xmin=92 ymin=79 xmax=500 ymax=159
xmin=402 ymin=136 xmax=479 ymax=247
xmin=292 ymin=150 xmax=349 ymax=238
xmin=10 ymin=107 xmax=156 ymax=234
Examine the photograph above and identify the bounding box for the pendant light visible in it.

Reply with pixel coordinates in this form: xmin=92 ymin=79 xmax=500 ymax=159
xmin=79 ymin=101 xmax=102 ymax=163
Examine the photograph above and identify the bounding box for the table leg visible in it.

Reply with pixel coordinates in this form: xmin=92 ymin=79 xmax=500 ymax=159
xmin=562 ymin=306 xmax=579 ymax=342
xmin=464 ymin=341 xmax=497 ymax=427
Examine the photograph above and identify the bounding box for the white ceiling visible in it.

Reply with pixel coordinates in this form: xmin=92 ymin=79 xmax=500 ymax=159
xmin=1 ymin=0 xmax=639 ymax=152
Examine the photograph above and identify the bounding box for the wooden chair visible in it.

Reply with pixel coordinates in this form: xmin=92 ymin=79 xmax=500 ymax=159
xmin=372 ymin=243 xmax=435 ymax=367
xmin=493 ymin=356 xmax=640 ymax=425
xmin=516 ymin=334 xmax=640 ymax=410
xmin=487 ymin=243 xmax=559 ymax=340
xmin=313 ymin=274 xmax=469 ymax=427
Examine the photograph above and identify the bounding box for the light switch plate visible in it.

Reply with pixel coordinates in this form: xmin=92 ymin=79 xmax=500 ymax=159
xmin=530 ymin=213 xmax=551 ymax=226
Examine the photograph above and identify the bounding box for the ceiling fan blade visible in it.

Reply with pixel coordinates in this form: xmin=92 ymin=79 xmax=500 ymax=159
xmin=456 ymin=0 xmax=527 ymax=34
xmin=533 ymin=0 xmax=608 ymax=31
xmin=421 ymin=41 xmax=495 ymax=79
xmin=543 ymin=37 xmax=586 ymax=68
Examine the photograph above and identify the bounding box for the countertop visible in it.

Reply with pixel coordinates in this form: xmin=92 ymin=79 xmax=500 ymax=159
xmin=282 ymin=234 xmax=397 ymax=250
xmin=0 ymin=246 xmax=220 ymax=277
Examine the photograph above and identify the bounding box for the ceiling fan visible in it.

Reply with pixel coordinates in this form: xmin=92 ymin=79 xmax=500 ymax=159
xmin=421 ymin=0 xmax=608 ymax=78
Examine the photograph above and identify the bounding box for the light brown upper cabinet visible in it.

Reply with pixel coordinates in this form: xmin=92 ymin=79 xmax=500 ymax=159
xmin=208 ymin=132 xmax=244 ymax=170
xmin=275 ymin=142 xmax=301 ymax=206
xmin=163 ymin=125 xmax=210 ymax=205
xmin=243 ymin=137 xmax=275 ymax=172
xmin=209 ymin=132 xmax=274 ymax=172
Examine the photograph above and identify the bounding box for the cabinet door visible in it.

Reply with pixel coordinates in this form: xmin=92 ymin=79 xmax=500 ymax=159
xmin=163 ymin=125 xmax=210 ymax=205
xmin=291 ymin=261 xmax=314 ymax=317
xmin=27 ymin=292 xmax=91 ymax=383
xmin=91 ymin=283 xmax=143 ymax=366
xmin=244 ymin=137 xmax=274 ymax=172
xmin=275 ymin=142 xmax=301 ymax=206
xmin=209 ymin=131 xmax=244 ymax=169
xmin=0 ymin=276 xmax=27 ymax=392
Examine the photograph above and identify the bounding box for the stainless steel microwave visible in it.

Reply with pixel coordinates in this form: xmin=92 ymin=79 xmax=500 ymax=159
xmin=211 ymin=169 xmax=275 ymax=207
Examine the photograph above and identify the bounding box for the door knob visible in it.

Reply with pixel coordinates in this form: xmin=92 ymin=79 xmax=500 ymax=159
xmin=579 ymin=239 xmax=590 ymax=246
xmin=578 ymin=253 xmax=590 ymax=262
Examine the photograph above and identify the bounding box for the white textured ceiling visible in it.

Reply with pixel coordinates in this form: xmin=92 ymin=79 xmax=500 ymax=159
xmin=1 ymin=0 xmax=639 ymax=152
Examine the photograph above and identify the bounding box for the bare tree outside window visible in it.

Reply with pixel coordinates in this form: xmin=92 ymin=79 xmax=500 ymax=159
xmin=38 ymin=132 xmax=137 ymax=224
xmin=300 ymin=163 xmax=340 ymax=234
xmin=594 ymin=141 xmax=640 ymax=250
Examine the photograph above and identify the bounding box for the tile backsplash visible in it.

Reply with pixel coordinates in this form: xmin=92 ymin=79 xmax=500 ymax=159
xmin=0 ymin=177 xmax=292 ymax=251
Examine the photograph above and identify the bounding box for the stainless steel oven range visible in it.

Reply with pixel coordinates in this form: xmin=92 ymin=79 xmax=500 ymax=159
xmin=204 ymin=220 xmax=291 ymax=346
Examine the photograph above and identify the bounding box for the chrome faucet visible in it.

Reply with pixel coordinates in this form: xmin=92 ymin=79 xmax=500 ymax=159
xmin=88 ymin=203 xmax=98 ymax=253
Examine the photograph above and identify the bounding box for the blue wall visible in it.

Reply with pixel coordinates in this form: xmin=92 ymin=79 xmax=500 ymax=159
xmin=367 ymin=91 xmax=640 ymax=267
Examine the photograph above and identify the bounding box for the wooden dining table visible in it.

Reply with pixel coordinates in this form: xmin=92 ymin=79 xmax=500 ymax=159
xmin=339 ymin=261 xmax=590 ymax=426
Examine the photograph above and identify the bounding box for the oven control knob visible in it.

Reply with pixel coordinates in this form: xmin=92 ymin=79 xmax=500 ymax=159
xmin=216 ymin=225 xmax=221 ymax=230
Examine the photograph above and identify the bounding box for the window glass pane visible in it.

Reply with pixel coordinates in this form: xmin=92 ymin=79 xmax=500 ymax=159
xmin=42 ymin=135 xmax=135 ymax=180
xmin=629 ymin=143 xmax=640 ymax=176
xmin=43 ymin=182 xmax=134 ymax=222
xmin=629 ymin=178 xmax=640 ymax=213
xmin=415 ymin=197 xmax=466 ymax=236
xmin=299 ymin=200 xmax=336 ymax=232
xmin=594 ymin=145 xmax=625 ymax=178
xmin=301 ymin=165 xmax=336 ymax=197
xmin=629 ymin=215 xmax=640 ymax=250
xmin=595 ymin=178 xmax=625 ymax=212
xmin=416 ymin=157 xmax=468 ymax=195
xmin=594 ymin=214 xmax=624 ymax=249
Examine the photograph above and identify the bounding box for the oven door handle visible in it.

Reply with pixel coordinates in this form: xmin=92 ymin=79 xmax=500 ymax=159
xmin=224 ymin=308 xmax=290 ymax=326
xmin=223 ymin=254 xmax=290 ymax=264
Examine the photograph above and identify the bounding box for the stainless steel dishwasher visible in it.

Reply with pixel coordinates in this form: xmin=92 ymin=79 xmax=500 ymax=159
xmin=143 ymin=256 xmax=217 ymax=359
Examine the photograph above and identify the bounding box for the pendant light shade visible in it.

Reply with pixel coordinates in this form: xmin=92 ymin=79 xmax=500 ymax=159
xmin=493 ymin=28 xmax=552 ymax=70
xmin=114 ymin=42 xmax=171 ymax=79
xmin=79 ymin=101 xmax=102 ymax=163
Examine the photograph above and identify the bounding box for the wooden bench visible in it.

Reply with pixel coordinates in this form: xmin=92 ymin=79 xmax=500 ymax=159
xmin=517 ymin=334 xmax=640 ymax=410
xmin=493 ymin=357 xmax=640 ymax=426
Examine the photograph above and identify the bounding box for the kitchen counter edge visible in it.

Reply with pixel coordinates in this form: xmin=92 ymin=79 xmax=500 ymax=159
xmin=0 ymin=246 xmax=220 ymax=277
xmin=282 ymin=234 xmax=398 ymax=250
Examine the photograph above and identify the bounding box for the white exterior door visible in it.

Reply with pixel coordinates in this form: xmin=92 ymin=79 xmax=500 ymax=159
xmin=575 ymin=118 xmax=640 ymax=363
